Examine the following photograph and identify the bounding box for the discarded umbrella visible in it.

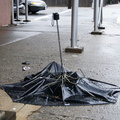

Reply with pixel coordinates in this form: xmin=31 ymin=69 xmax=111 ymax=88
xmin=1 ymin=61 xmax=120 ymax=106
xmin=1 ymin=13 xmax=120 ymax=106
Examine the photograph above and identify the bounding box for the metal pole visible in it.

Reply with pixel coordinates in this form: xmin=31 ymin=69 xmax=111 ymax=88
xmin=53 ymin=13 xmax=63 ymax=67
xmin=23 ymin=0 xmax=30 ymax=22
xmin=94 ymin=0 xmax=99 ymax=32
xmin=92 ymin=0 xmax=94 ymax=9
xmin=16 ymin=0 xmax=20 ymax=21
xmin=71 ymin=0 xmax=79 ymax=48
xmin=11 ymin=0 xmax=14 ymax=24
xmin=25 ymin=0 xmax=28 ymax=20
xmin=91 ymin=0 xmax=102 ymax=34
xmin=101 ymin=0 xmax=103 ymax=25
xmin=98 ymin=0 xmax=102 ymax=26
xmin=68 ymin=0 xmax=71 ymax=9
xmin=100 ymin=0 xmax=103 ymax=25
xmin=98 ymin=0 xmax=105 ymax=29
xmin=11 ymin=0 xmax=18 ymax=25
xmin=56 ymin=20 xmax=63 ymax=67
xmin=65 ymin=0 xmax=84 ymax=53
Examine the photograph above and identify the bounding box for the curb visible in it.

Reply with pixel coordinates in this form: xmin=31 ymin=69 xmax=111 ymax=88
xmin=0 ymin=111 xmax=16 ymax=120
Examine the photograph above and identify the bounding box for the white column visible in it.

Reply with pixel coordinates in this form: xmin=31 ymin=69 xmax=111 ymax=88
xmin=71 ymin=0 xmax=79 ymax=48
xmin=11 ymin=0 xmax=14 ymax=24
xmin=92 ymin=0 xmax=94 ymax=9
xmin=16 ymin=0 xmax=20 ymax=21
xmin=25 ymin=0 xmax=28 ymax=20
xmin=23 ymin=0 xmax=30 ymax=22
xmin=91 ymin=0 xmax=103 ymax=34
xmin=98 ymin=0 xmax=105 ymax=29
xmin=65 ymin=0 xmax=84 ymax=53
xmin=94 ymin=0 xmax=99 ymax=32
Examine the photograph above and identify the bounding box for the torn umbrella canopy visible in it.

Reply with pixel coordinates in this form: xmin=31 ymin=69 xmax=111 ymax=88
xmin=1 ymin=61 xmax=120 ymax=106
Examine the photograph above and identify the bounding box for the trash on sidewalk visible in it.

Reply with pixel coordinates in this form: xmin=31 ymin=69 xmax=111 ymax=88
xmin=1 ymin=61 xmax=120 ymax=106
xmin=22 ymin=61 xmax=30 ymax=65
xmin=22 ymin=66 xmax=31 ymax=71
xmin=22 ymin=61 xmax=31 ymax=71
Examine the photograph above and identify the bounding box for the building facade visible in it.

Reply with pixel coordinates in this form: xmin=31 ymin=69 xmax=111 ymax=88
xmin=0 ymin=0 xmax=11 ymax=26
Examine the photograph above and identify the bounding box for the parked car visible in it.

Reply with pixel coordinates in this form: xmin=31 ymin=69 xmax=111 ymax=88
xmin=21 ymin=0 xmax=47 ymax=14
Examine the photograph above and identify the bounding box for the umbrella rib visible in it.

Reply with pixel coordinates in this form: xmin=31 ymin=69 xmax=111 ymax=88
xmin=15 ymin=80 xmax=45 ymax=101
xmin=47 ymin=70 xmax=57 ymax=77
xmin=77 ymin=84 xmax=95 ymax=97
xmin=23 ymin=77 xmax=44 ymax=87
xmin=66 ymin=74 xmax=78 ymax=80
xmin=79 ymin=69 xmax=85 ymax=77
xmin=22 ymin=80 xmax=45 ymax=96
xmin=41 ymin=76 xmax=62 ymax=88
xmin=65 ymin=76 xmax=77 ymax=85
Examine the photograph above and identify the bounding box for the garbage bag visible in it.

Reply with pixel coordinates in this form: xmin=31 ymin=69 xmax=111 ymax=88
xmin=1 ymin=61 xmax=120 ymax=106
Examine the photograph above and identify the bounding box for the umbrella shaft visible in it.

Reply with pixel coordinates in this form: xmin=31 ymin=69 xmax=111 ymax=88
xmin=56 ymin=20 xmax=63 ymax=67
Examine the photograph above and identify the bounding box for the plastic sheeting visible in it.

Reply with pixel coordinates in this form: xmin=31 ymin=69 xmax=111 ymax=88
xmin=1 ymin=61 xmax=120 ymax=106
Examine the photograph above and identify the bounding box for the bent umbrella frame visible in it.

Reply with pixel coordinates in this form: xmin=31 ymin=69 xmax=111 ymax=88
xmin=1 ymin=61 xmax=120 ymax=106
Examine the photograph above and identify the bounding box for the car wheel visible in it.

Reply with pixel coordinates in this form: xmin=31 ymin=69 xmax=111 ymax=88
xmin=20 ymin=5 xmax=30 ymax=14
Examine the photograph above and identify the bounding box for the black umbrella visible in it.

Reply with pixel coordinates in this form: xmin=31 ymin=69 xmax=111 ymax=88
xmin=1 ymin=13 xmax=120 ymax=106
xmin=1 ymin=61 xmax=120 ymax=106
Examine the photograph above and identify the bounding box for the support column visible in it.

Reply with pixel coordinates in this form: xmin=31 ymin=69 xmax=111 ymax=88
xmin=71 ymin=0 xmax=78 ymax=48
xmin=11 ymin=0 xmax=14 ymax=24
xmin=15 ymin=0 xmax=21 ymax=21
xmin=65 ymin=0 xmax=84 ymax=53
xmin=11 ymin=0 xmax=17 ymax=25
xmin=23 ymin=0 xmax=30 ymax=22
xmin=91 ymin=0 xmax=102 ymax=35
xmin=68 ymin=0 xmax=71 ymax=9
xmin=92 ymin=0 xmax=94 ymax=9
xmin=98 ymin=0 xmax=105 ymax=29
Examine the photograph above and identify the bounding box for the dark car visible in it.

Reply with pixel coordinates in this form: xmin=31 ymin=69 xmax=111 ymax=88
xmin=21 ymin=0 xmax=47 ymax=14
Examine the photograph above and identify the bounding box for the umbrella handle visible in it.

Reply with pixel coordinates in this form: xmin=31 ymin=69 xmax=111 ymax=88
xmin=53 ymin=13 xmax=63 ymax=68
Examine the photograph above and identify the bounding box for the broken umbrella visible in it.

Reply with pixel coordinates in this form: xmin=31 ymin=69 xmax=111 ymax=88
xmin=1 ymin=61 xmax=120 ymax=106
xmin=1 ymin=13 xmax=120 ymax=106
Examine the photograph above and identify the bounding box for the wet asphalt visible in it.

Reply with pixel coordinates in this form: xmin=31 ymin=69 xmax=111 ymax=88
xmin=0 ymin=4 xmax=120 ymax=120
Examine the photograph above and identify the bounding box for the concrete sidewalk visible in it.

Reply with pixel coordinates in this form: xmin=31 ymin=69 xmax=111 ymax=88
xmin=0 ymin=4 xmax=120 ymax=120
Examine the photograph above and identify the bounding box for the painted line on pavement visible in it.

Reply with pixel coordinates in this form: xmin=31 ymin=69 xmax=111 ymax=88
xmin=33 ymin=9 xmax=71 ymax=21
xmin=0 ymin=33 xmax=40 ymax=47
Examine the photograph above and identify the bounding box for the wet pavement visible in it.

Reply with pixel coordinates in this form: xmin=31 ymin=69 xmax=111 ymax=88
xmin=0 ymin=4 xmax=120 ymax=120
